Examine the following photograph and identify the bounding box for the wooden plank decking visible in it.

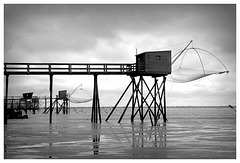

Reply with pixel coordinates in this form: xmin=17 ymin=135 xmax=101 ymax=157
xmin=4 ymin=63 xmax=136 ymax=75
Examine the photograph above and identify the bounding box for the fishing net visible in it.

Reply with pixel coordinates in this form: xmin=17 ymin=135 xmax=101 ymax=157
xmin=69 ymin=97 xmax=92 ymax=103
xmin=168 ymin=47 xmax=229 ymax=83
xmin=68 ymin=88 xmax=92 ymax=103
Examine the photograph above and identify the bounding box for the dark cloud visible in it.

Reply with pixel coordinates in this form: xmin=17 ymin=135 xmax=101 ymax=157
xmin=5 ymin=4 xmax=235 ymax=61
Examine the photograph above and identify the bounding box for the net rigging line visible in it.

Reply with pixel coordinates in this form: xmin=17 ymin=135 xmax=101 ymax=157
xmin=166 ymin=41 xmax=232 ymax=108
xmin=206 ymin=76 xmax=236 ymax=112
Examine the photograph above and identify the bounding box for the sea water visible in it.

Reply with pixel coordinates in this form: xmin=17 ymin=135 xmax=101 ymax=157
xmin=4 ymin=106 xmax=236 ymax=159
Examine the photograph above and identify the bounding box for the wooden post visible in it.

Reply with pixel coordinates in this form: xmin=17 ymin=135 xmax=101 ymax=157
xmin=96 ymin=84 xmax=101 ymax=122
xmin=56 ymin=95 xmax=59 ymax=114
xmin=131 ymin=77 xmax=135 ymax=122
xmin=91 ymin=74 xmax=101 ymax=123
xmin=63 ymin=99 xmax=65 ymax=114
xmin=11 ymin=99 xmax=14 ymax=110
xmin=105 ymin=79 xmax=133 ymax=122
xmin=163 ymin=76 xmax=167 ymax=122
xmin=66 ymin=98 xmax=68 ymax=114
xmin=154 ymin=77 xmax=157 ymax=124
xmin=49 ymin=74 xmax=53 ymax=124
xmin=68 ymin=98 xmax=70 ymax=114
xmin=32 ymin=99 xmax=36 ymax=114
xmin=45 ymin=96 xmax=47 ymax=110
xmin=4 ymin=74 xmax=9 ymax=125
xmin=118 ymin=92 xmax=134 ymax=123
xmin=140 ymin=76 xmax=144 ymax=123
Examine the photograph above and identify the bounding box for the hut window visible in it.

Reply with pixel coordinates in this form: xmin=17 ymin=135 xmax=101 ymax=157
xmin=156 ymin=55 xmax=161 ymax=60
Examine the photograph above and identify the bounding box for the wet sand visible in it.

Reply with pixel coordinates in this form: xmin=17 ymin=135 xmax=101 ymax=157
xmin=4 ymin=107 xmax=236 ymax=159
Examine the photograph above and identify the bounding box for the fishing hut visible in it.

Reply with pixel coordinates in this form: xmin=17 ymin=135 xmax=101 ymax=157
xmin=136 ymin=51 xmax=171 ymax=76
xmin=57 ymin=90 xmax=70 ymax=114
xmin=106 ymin=51 xmax=171 ymax=125
xmin=5 ymin=92 xmax=39 ymax=119
xmin=42 ymin=90 xmax=70 ymax=114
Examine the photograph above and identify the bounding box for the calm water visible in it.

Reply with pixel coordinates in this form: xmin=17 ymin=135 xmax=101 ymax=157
xmin=4 ymin=106 xmax=236 ymax=159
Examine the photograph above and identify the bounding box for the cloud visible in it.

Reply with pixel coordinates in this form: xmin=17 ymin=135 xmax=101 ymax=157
xmin=5 ymin=5 xmax=236 ymax=58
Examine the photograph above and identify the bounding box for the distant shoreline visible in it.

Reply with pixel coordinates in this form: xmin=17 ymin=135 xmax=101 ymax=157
xmin=33 ymin=105 xmax=236 ymax=110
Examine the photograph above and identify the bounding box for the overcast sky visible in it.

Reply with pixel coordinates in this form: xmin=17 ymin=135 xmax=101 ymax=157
xmin=4 ymin=4 xmax=236 ymax=106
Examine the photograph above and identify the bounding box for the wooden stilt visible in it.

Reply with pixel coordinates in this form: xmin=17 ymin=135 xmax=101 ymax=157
xmin=49 ymin=74 xmax=53 ymax=124
xmin=4 ymin=74 xmax=9 ymax=125
xmin=56 ymin=96 xmax=59 ymax=114
xmin=45 ymin=96 xmax=47 ymax=110
xmin=66 ymin=98 xmax=68 ymax=114
xmin=91 ymin=74 xmax=101 ymax=123
xmin=163 ymin=76 xmax=167 ymax=122
xmin=68 ymin=98 xmax=70 ymax=114
xmin=140 ymin=76 xmax=144 ymax=123
xmin=118 ymin=93 xmax=134 ymax=123
xmin=131 ymin=77 xmax=135 ymax=122
xmin=105 ymin=79 xmax=133 ymax=121
xmin=106 ymin=75 xmax=168 ymax=126
xmin=154 ymin=77 xmax=157 ymax=124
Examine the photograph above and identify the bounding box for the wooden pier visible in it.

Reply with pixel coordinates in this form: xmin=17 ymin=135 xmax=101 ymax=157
xmin=4 ymin=63 xmax=135 ymax=75
xmin=4 ymin=63 xmax=135 ymax=124
xmin=4 ymin=51 xmax=171 ymax=125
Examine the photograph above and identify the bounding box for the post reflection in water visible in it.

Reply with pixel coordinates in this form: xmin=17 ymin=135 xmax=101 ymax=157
xmin=92 ymin=123 xmax=101 ymax=155
xmin=132 ymin=123 xmax=166 ymax=148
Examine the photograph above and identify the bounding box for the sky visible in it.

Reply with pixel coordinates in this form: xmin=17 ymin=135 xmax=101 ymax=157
xmin=3 ymin=4 xmax=236 ymax=107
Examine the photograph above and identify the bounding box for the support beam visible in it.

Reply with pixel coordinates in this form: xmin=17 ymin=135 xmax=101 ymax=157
xmin=56 ymin=96 xmax=59 ymax=114
xmin=131 ymin=77 xmax=135 ymax=122
xmin=105 ymin=79 xmax=133 ymax=121
xmin=49 ymin=74 xmax=53 ymax=124
xmin=140 ymin=76 xmax=144 ymax=122
xmin=118 ymin=92 xmax=134 ymax=123
xmin=106 ymin=75 xmax=168 ymax=126
xmin=96 ymin=82 xmax=101 ymax=123
xmin=163 ymin=76 xmax=167 ymax=122
xmin=45 ymin=96 xmax=47 ymax=110
xmin=154 ymin=77 xmax=157 ymax=124
xmin=91 ymin=74 xmax=101 ymax=123
xmin=4 ymin=74 xmax=9 ymax=125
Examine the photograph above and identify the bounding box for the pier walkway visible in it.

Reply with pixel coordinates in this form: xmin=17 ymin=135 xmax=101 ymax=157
xmin=4 ymin=62 xmax=136 ymax=125
xmin=4 ymin=63 xmax=136 ymax=75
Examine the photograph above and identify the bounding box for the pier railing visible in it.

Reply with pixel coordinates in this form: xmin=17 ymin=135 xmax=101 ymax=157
xmin=4 ymin=63 xmax=136 ymax=75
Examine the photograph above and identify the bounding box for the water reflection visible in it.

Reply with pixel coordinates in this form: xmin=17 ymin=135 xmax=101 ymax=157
xmin=92 ymin=123 xmax=101 ymax=155
xmin=4 ymin=107 xmax=236 ymax=159
xmin=132 ymin=123 xmax=166 ymax=148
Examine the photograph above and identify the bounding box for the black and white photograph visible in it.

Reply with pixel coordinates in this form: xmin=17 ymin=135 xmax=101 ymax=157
xmin=3 ymin=2 xmax=237 ymax=159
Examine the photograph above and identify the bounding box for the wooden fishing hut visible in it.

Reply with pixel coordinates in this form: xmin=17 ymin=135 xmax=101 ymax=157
xmin=136 ymin=51 xmax=171 ymax=76
xmin=57 ymin=90 xmax=70 ymax=114
xmin=5 ymin=92 xmax=39 ymax=119
xmin=42 ymin=90 xmax=70 ymax=114
xmin=106 ymin=50 xmax=171 ymax=125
